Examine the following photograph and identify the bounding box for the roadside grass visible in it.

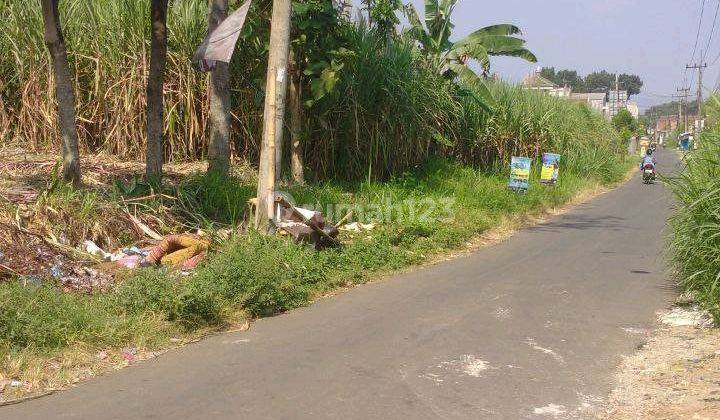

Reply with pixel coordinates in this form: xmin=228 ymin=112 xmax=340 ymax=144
xmin=0 ymin=156 xmax=629 ymax=397
xmin=668 ymin=128 xmax=720 ymax=321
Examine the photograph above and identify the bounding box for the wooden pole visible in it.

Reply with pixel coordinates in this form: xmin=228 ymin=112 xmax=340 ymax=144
xmin=255 ymin=0 xmax=292 ymax=230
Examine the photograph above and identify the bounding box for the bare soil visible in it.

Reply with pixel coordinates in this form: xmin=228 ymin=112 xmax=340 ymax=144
xmin=602 ymin=304 xmax=720 ymax=419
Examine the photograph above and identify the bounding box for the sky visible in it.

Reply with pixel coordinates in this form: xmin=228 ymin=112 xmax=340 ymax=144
xmin=351 ymin=0 xmax=720 ymax=111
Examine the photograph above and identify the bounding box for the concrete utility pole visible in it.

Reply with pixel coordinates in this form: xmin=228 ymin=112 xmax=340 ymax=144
xmin=675 ymin=87 xmax=690 ymax=131
xmin=686 ymin=61 xmax=708 ymax=120
xmin=615 ymin=73 xmax=620 ymax=117
xmin=255 ymin=0 xmax=292 ymax=230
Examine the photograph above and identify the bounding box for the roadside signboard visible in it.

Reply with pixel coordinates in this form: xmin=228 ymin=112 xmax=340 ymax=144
xmin=540 ymin=153 xmax=561 ymax=185
xmin=508 ymin=156 xmax=532 ymax=191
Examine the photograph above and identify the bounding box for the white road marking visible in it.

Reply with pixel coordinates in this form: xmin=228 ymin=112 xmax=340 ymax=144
xmin=525 ymin=338 xmax=565 ymax=364
xmin=533 ymin=403 xmax=566 ymax=417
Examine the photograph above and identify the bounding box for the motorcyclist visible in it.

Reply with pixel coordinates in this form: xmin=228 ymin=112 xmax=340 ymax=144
xmin=640 ymin=148 xmax=656 ymax=170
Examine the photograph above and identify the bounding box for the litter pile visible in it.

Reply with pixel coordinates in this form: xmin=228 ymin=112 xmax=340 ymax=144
xmin=274 ymin=196 xmax=340 ymax=249
xmin=0 ymin=220 xmax=212 ymax=291
xmin=0 ymin=222 xmax=114 ymax=292
xmin=96 ymin=234 xmax=209 ymax=271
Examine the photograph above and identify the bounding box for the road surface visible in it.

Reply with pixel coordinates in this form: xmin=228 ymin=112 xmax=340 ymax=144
xmin=3 ymin=151 xmax=678 ymax=419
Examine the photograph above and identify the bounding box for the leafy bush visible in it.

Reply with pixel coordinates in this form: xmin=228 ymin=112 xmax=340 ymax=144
xmin=669 ymin=124 xmax=720 ymax=319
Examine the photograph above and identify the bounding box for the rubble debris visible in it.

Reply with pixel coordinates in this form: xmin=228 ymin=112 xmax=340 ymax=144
xmin=274 ymin=197 xmax=339 ymax=249
xmin=122 ymin=348 xmax=137 ymax=362
xmin=658 ymin=306 xmax=714 ymax=328
xmin=0 ymin=223 xmax=113 ymax=292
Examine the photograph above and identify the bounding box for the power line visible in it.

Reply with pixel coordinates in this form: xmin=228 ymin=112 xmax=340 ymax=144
xmin=686 ymin=0 xmax=707 ymax=85
xmin=703 ymin=0 xmax=720 ymax=61
xmin=643 ymin=92 xmax=680 ymax=98
xmin=691 ymin=0 xmax=707 ymax=62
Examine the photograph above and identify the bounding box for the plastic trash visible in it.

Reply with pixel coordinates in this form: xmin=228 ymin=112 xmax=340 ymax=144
xmin=122 ymin=246 xmax=148 ymax=257
xmin=50 ymin=264 xmax=63 ymax=279
xmin=116 ymin=254 xmax=143 ymax=269
xmin=83 ymin=240 xmax=112 ymax=260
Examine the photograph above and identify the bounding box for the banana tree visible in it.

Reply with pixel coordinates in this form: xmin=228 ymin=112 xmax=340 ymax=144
xmin=404 ymin=0 xmax=537 ymax=109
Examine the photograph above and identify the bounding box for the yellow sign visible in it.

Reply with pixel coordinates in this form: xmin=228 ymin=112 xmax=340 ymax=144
xmin=540 ymin=153 xmax=561 ymax=184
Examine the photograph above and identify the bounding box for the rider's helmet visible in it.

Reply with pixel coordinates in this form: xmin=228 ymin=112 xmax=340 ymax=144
xmin=646 ymin=148 xmax=653 ymax=156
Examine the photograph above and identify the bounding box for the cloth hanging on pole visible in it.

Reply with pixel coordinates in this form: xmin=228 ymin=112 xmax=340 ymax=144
xmin=192 ymin=0 xmax=252 ymax=72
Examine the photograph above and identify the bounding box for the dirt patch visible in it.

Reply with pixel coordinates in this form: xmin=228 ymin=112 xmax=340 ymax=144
xmin=602 ymin=304 xmax=720 ymax=419
xmin=0 ymin=149 xmax=247 ymax=289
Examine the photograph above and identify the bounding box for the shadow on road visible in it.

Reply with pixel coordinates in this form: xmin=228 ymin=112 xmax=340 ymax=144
xmin=527 ymin=214 xmax=626 ymax=233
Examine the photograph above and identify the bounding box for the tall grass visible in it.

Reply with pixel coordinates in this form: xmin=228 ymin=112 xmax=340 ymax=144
xmin=0 ymin=0 xmax=271 ymax=160
xmin=462 ymin=83 xmax=624 ymax=181
xmin=669 ymin=99 xmax=720 ymax=318
xmin=1 ymin=1 xmax=624 ymax=182
xmin=293 ymin=26 xmax=626 ymax=180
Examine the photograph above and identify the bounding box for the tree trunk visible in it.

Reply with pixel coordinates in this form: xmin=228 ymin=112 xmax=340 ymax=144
xmin=41 ymin=0 xmax=81 ymax=186
xmin=289 ymin=54 xmax=305 ymax=184
xmin=146 ymin=0 xmax=169 ymax=182
xmin=255 ymin=0 xmax=292 ymax=230
xmin=207 ymin=0 xmax=232 ymax=177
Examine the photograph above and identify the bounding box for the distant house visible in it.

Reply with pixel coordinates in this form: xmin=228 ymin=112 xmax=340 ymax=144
xmin=521 ymin=71 xmax=571 ymax=97
xmin=655 ymin=115 xmax=680 ymax=145
xmin=522 ymin=70 xmax=639 ymax=120
xmin=656 ymin=115 xmax=679 ymax=132
xmin=569 ymin=92 xmax=606 ymax=114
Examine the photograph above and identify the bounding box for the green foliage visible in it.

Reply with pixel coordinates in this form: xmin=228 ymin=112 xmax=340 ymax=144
xmin=585 ymin=71 xmax=643 ymax=96
xmin=540 ymin=67 xmax=643 ymax=96
xmin=644 ymin=100 xmax=696 ymax=127
xmin=292 ymin=0 xmax=348 ymax=106
xmin=539 ymin=67 xmax=585 ymax=91
xmin=403 ymin=0 xmax=536 ymax=108
xmin=362 ymin=0 xmax=402 ymax=37
xmin=612 ymin=109 xmax=637 ymax=137
xmin=461 ymin=82 xmax=626 ymax=182
xmin=669 ymin=96 xmax=720 ymax=321
xmin=304 ymin=24 xmax=462 ymax=179
xmin=175 ymin=172 xmax=255 ymax=226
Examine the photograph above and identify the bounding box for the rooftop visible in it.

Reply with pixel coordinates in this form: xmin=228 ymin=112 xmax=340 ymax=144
xmin=522 ymin=73 xmax=557 ymax=89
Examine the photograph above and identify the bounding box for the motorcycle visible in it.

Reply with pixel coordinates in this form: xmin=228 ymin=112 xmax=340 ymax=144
xmin=642 ymin=163 xmax=656 ymax=184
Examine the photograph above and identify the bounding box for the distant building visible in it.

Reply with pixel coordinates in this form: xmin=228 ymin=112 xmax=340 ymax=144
xmin=606 ymin=90 xmax=628 ymax=117
xmin=521 ymin=71 xmax=571 ymax=97
xmin=569 ymin=92 xmax=606 ymax=114
xmin=522 ymin=70 xmax=639 ymax=120
xmin=626 ymin=101 xmax=639 ymax=118
xmin=656 ymin=115 xmax=679 ymax=133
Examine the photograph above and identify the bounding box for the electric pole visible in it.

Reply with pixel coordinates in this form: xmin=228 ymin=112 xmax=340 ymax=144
xmin=686 ymin=61 xmax=708 ymax=123
xmin=675 ymin=87 xmax=690 ymax=131
xmin=615 ymin=73 xmax=620 ymax=117
xmin=255 ymin=0 xmax=292 ymax=230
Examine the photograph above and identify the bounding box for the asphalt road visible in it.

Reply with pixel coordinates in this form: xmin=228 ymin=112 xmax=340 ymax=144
xmin=3 ymin=151 xmax=678 ymax=420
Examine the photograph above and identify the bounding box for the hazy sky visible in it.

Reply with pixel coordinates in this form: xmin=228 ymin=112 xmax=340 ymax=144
xmin=353 ymin=0 xmax=720 ymax=110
